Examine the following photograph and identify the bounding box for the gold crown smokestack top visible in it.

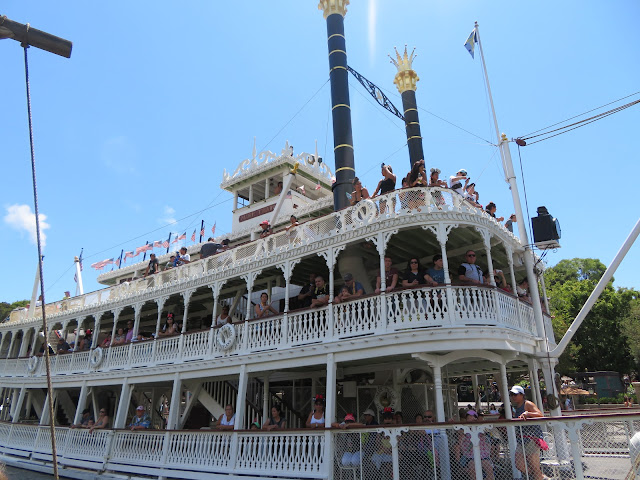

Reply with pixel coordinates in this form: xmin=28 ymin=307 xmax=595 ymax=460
xmin=390 ymin=46 xmax=424 ymax=167
xmin=318 ymin=0 xmax=355 ymax=211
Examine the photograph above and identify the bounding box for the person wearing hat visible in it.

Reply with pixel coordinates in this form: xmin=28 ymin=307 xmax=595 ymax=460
xmin=331 ymin=413 xmax=363 ymax=467
xmin=129 ymin=405 xmax=151 ymax=431
xmin=362 ymin=408 xmax=378 ymax=426
xmin=259 ymin=220 xmax=272 ymax=238
xmin=71 ymin=408 xmax=94 ymax=429
xmin=509 ymin=385 xmax=544 ymax=480
xmin=333 ymin=273 xmax=364 ymax=304
xmin=449 ymin=169 xmax=470 ymax=196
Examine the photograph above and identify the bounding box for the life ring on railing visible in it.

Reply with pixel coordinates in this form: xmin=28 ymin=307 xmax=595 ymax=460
xmin=353 ymin=199 xmax=377 ymax=224
xmin=216 ymin=324 xmax=236 ymax=351
xmin=90 ymin=347 xmax=104 ymax=368
xmin=27 ymin=355 xmax=39 ymax=373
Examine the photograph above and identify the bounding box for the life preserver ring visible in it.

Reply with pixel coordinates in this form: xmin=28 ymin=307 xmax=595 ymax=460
xmin=90 ymin=347 xmax=104 ymax=368
xmin=27 ymin=355 xmax=39 ymax=373
xmin=373 ymin=386 xmax=398 ymax=414
xmin=217 ymin=324 xmax=236 ymax=351
xmin=353 ymin=199 xmax=376 ymax=224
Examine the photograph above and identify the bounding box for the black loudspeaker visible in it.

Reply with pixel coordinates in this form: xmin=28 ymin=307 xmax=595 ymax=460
xmin=531 ymin=206 xmax=561 ymax=249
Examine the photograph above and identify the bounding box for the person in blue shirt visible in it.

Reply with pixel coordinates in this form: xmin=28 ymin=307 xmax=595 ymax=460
xmin=334 ymin=273 xmax=364 ymax=304
xmin=425 ymin=254 xmax=446 ymax=286
xmin=129 ymin=406 xmax=151 ymax=431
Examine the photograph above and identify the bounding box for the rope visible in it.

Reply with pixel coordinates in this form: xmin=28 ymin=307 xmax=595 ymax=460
xmin=516 ymin=144 xmax=534 ymax=248
xmin=22 ymin=39 xmax=60 ymax=480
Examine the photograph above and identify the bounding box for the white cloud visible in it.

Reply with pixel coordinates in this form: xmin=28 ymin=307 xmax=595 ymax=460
xmin=4 ymin=204 xmax=50 ymax=247
xmin=368 ymin=0 xmax=377 ymax=65
xmin=159 ymin=206 xmax=177 ymax=225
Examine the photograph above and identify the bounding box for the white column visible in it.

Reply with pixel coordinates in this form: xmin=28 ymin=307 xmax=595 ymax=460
xmin=262 ymin=373 xmax=270 ymax=425
xmin=539 ymin=271 xmax=550 ymax=313
xmin=167 ymin=373 xmax=182 ymax=430
xmin=500 ymin=362 xmax=519 ymax=477
xmin=471 ymin=374 xmax=479 ymax=411
xmin=73 ymin=381 xmax=89 ymax=425
xmin=17 ymin=330 xmax=30 ymax=357
xmin=532 ymin=359 xmax=544 ymax=409
xmin=132 ymin=303 xmax=143 ymax=338
xmin=91 ymin=315 xmax=101 ymax=349
xmin=539 ymin=357 xmax=562 ymax=417
xmin=114 ymin=380 xmax=133 ymax=428
xmin=325 ymin=353 xmax=336 ymax=427
xmin=109 ymin=308 xmax=122 ymax=352
xmin=432 ymin=363 xmax=446 ymax=422
xmin=478 ymin=228 xmax=495 ymax=286
xmin=505 ymin=245 xmax=517 ymax=294
xmin=234 ymin=364 xmax=248 ymax=430
xmin=11 ymin=387 xmax=26 ymax=423
xmin=181 ymin=292 xmax=191 ymax=334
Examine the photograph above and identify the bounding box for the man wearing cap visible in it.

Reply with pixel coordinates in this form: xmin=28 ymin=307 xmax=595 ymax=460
xmin=129 ymin=406 xmax=151 ymax=431
xmin=362 ymin=408 xmax=378 ymax=426
xmin=259 ymin=220 xmax=272 ymax=238
xmin=450 ymin=169 xmax=470 ymax=196
xmin=509 ymin=385 xmax=544 ymax=480
xmin=71 ymin=408 xmax=94 ymax=428
xmin=334 ymin=273 xmax=365 ymax=304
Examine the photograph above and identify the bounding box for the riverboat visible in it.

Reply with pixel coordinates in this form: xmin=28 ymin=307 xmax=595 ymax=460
xmin=1 ymin=2 xmax=638 ymax=479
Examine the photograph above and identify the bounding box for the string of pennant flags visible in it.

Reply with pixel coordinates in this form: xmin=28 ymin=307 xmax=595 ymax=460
xmin=90 ymin=221 xmax=216 ymax=271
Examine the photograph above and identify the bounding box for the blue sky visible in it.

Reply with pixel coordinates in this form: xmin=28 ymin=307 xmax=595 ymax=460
xmin=2 ymin=1 xmax=639 ymax=303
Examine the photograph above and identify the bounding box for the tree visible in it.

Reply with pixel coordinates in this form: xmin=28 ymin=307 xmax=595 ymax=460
xmin=545 ymin=258 xmax=636 ymax=375
xmin=0 ymin=300 xmax=29 ymax=322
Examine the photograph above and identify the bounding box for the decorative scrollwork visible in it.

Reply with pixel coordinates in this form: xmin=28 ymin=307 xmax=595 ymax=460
xmin=347 ymin=66 xmax=405 ymax=121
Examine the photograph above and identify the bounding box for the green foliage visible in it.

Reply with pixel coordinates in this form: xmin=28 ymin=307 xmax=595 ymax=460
xmin=545 ymin=258 xmax=637 ymax=375
xmin=0 ymin=300 xmax=29 ymax=322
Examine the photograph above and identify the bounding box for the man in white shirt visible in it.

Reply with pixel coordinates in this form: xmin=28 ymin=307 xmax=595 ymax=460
xmin=176 ymin=247 xmax=191 ymax=265
xmin=458 ymin=250 xmax=484 ymax=285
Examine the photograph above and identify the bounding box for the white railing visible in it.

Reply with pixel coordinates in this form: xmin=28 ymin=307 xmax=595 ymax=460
xmin=1 ymin=414 xmax=639 ymax=479
xmin=0 ymin=287 xmax=544 ymax=378
xmin=5 ymin=187 xmax=520 ymax=329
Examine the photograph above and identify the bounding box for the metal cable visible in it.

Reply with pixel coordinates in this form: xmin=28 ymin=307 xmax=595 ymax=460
xmin=22 ymin=40 xmax=60 ymax=480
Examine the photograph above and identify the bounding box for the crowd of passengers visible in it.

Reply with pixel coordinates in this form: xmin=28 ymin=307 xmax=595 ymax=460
xmin=29 ymin=250 xmax=536 ymax=355
xmin=69 ymin=386 xmax=545 ymax=480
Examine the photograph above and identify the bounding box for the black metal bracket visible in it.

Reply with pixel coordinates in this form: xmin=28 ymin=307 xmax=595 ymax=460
xmin=347 ymin=65 xmax=405 ymax=122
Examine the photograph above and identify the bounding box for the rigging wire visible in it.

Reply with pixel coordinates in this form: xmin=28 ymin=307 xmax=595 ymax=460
xmin=516 ymin=144 xmax=535 ymax=246
xmin=350 ymin=78 xmax=406 ymax=134
xmin=521 ymin=90 xmax=640 ymax=138
xmin=22 ymin=40 xmax=60 ymax=480
xmin=519 ymin=99 xmax=640 ymax=145
xmin=257 ymin=79 xmax=330 ymax=153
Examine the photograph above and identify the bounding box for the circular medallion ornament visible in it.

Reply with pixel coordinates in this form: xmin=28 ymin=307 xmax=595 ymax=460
xmin=27 ymin=355 xmax=39 ymax=373
xmin=90 ymin=347 xmax=104 ymax=368
xmin=354 ymin=199 xmax=377 ymax=224
xmin=217 ymin=324 xmax=236 ymax=351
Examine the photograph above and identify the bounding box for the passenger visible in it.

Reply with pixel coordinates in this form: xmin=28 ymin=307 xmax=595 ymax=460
xmin=457 ymin=410 xmax=494 ymax=480
xmin=504 ymin=213 xmax=517 ymax=233
xmin=57 ymin=337 xmax=71 ymax=354
xmin=394 ymin=411 xmax=403 ymax=425
xmin=215 ymin=305 xmax=232 ymax=327
xmin=408 ymin=159 xmax=427 ymax=188
xmin=164 ymin=255 xmax=176 ymax=270
xmin=517 ymin=279 xmax=531 ymax=302
xmin=423 ymin=410 xmax=435 ymax=423
xmin=262 ymin=405 xmax=286 ymax=430
xmin=89 ymin=407 xmax=110 ymax=433
xmin=489 ymin=404 xmax=499 ymax=415
xmin=273 ymin=181 xmax=283 ymax=195
xmin=350 ymin=177 xmax=370 ymax=205
xmin=71 ymin=408 xmax=94 ymax=428
xmin=485 ymin=202 xmax=504 ymax=222
xmin=125 ymin=320 xmax=135 ymax=343
xmin=372 ymin=163 xmax=397 ymax=197
xmin=310 ymin=276 xmax=330 ymax=308
xmin=362 ymin=408 xmax=378 ymax=426
xmin=463 ymin=182 xmax=482 ymax=208
xmin=129 ymin=405 xmax=151 ymax=431
xmin=332 ymin=412 xmax=363 ymax=429
xmin=449 ymin=168 xmax=470 ymax=195
xmin=491 ymin=269 xmax=511 ymax=292
xmin=254 ymin=292 xmax=278 ymax=318
xmin=111 ymin=327 xmax=126 ymax=346
xmin=402 ymin=258 xmax=426 ymax=288
xmin=414 ymin=413 xmax=424 ymax=424
xmin=428 ymin=167 xmax=448 ymax=188
xmin=144 ymin=253 xmax=159 ymax=276
xmin=424 ymin=254 xmax=445 ymax=287
xmin=100 ymin=334 xmax=112 ymax=348
xmin=510 ymin=385 xmax=544 ymax=480
xmin=157 ymin=313 xmax=178 ymax=337
xmin=399 ymin=176 xmax=410 ymax=210
xmin=375 ymin=256 xmax=399 ymax=294
xmin=200 ymin=238 xmax=221 ymax=259
xmin=259 ymin=220 xmax=272 ymax=238
xmin=176 ymin=247 xmax=191 ymax=265
xmin=250 ymin=421 xmax=261 ymax=429
xmin=214 ymin=404 xmax=235 ymax=430
xmin=332 ymin=413 xmax=363 ymax=467
xmin=297 ymin=273 xmax=319 ymax=308
xmin=284 ymin=215 xmax=299 ymax=232
xmin=218 ymin=238 xmax=231 ymax=252
xmin=458 ymin=250 xmax=484 ymax=286
xmin=333 ymin=273 xmax=364 ymax=304
xmin=306 ymin=394 xmax=325 ymax=428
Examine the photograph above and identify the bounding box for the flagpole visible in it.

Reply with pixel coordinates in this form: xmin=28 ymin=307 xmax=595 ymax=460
xmin=199 ymin=220 xmax=205 ymax=243
xmin=117 ymin=249 xmax=124 ymax=269
xmin=143 ymin=241 xmax=149 ymax=261
xmin=473 ymin=22 xmax=548 ymax=373
xmin=166 ymin=232 xmax=172 ymax=254
xmin=74 ymin=254 xmax=84 ymax=295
